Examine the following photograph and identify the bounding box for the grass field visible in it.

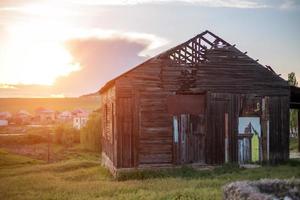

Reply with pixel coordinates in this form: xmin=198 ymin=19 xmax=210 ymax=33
xmin=0 ymin=97 xmax=100 ymax=113
xmin=0 ymin=147 xmax=300 ymax=200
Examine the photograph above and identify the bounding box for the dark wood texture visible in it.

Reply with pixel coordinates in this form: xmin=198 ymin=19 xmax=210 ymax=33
xmin=269 ymin=96 xmax=290 ymax=163
xmin=167 ymin=95 xmax=205 ymax=115
xmin=173 ymin=114 xmax=206 ymax=164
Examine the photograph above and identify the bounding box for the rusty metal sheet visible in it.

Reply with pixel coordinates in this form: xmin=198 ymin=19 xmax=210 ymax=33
xmin=167 ymin=95 xmax=205 ymax=115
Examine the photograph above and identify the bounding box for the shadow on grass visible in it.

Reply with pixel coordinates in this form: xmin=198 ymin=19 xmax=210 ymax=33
xmin=284 ymin=158 xmax=300 ymax=167
xmin=117 ymin=159 xmax=300 ymax=181
xmin=117 ymin=163 xmax=242 ymax=181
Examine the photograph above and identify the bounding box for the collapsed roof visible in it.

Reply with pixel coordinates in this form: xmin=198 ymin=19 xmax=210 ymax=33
xmin=99 ymin=30 xmax=284 ymax=93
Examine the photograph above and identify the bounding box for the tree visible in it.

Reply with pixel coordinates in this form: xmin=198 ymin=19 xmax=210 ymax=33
xmin=288 ymin=72 xmax=298 ymax=86
xmin=288 ymin=72 xmax=298 ymax=136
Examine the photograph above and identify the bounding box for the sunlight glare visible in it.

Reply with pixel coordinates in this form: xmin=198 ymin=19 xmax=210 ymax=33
xmin=0 ymin=21 xmax=80 ymax=85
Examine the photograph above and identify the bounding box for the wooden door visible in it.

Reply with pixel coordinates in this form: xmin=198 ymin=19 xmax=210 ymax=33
xmin=119 ymin=97 xmax=133 ymax=168
xmin=206 ymin=99 xmax=228 ymax=165
xmin=173 ymin=114 xmax=205 ymax=164
xmin=189 ymin=114 xmax=206 ymax=163
xmin=238 ymin=135 xmax=252 ymax=164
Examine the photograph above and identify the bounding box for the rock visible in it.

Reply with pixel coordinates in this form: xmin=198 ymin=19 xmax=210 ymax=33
xmin=223 ymin=179 xmax=300 ymax=200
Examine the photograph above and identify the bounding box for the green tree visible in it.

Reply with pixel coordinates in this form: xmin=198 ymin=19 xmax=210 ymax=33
xmin=288 ymin=72 xmax=298 ymax=86
xmin=288 ymin=72 xmax=298 ymax=136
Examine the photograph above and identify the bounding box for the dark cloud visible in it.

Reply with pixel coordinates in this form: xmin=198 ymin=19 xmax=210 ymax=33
xmin=0 ymin=36 xmax=149 ymax=97
xmin=53 ymin=37 xmax=149 ymax=96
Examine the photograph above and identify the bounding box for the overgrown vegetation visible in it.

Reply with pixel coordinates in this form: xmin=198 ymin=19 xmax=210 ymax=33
xmin=288 ymin=72 xmax=299 ymax=137
xmin=0 ymin=126 xmax=52 ymax=145
xmin=80 ymin=111 xmax=102 ymax=153
xmin=54 ymin=124 xmax=80 ymax=146
xmin=117 ymin=164 xmax=242 ymax=181
xmin=0 ymin=148 xmax=299 ymax=200
xmin=290 ymin=137 xmax=299 ymax=152
xmin=0 ymin=125 xmax=82 ymax=162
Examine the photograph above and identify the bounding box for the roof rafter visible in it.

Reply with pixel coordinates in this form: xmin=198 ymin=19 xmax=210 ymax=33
xmin=159 ymin=30 xmax=231 ymax=64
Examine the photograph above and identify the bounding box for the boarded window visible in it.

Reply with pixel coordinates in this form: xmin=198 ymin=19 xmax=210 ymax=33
xmin=167 ymin=95 xmax=205 ymax=115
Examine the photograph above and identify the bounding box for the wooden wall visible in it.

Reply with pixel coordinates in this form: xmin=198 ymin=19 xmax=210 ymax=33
xmin=116 ymin=60 xmax=174 ymax=167
xmin=269 ymin=96 xmax=290 ymax=163
xmin=101 ymin=86 xmax=116 ymax=166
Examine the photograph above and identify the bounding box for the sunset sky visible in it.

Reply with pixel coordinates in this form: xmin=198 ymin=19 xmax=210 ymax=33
xmin=0 ymin=0 xmax=299 ymax=97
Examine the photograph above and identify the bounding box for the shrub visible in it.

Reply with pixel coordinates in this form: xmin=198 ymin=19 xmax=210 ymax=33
xmin=54 ymin=124 xmax=80 ymax=146
xmin=80 ymin=111 xmax=101 ymax=152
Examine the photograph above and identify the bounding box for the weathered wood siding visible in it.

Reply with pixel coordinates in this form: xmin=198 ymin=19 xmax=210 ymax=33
xmin=102 ymin=45 xmax=290 ymax=169
xmin=268 ymin=96 xmax=290 ymax=163
xmin=101 ymin=86 xmax=116 ymax=166
xmin=116 ymin=60 xmax=173 ymax=167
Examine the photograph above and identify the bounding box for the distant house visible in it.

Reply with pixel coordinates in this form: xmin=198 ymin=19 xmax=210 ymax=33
xmin=72 ymin=109 xmax=89 ymax=129
xmin=0 ymin=120 xmax=8 ymax=126
xmin=14 ymin=110 xmax=32 ymax=125
xmin=0 ymin=111 xmax=12 ymax=120
xmin=0 ymin=112 xmax=12 ymax=126
xmin=35 ymin=107 xmax=56 ymax=124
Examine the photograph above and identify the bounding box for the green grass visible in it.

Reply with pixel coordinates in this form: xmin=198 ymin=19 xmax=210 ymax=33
xmin=0 ymin=97 xmax=100 ymax=113
xmin=290 ymin=137 xmax=299 ymax=152
xmin=0 ymin=149 xmax=299 ymax=200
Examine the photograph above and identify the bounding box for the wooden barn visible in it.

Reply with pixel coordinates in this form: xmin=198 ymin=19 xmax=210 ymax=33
xmin=99 ymin=30 xmax=291 ymax=175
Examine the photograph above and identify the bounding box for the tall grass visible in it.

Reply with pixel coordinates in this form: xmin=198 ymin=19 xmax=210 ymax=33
xmin=80 ymin=111 xmax=102 ymax=153
xmin=0 ymin=148 xmax=299 ymax=200
xmin=54 ymin=124 xmax=80 ymax=146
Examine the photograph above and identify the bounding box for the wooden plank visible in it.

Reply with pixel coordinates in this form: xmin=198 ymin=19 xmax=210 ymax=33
xmin=225 ymin=113 xmax=229 ymax=163
xmin=118 ymin=97 xmax=133 ymax=168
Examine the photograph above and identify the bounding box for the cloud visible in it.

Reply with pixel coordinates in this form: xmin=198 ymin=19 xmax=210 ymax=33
xmin=0 ymin=32 xmax=166 ymax=97
xmin=66 ymin=29 xmax=168 ymax=56
xmin=0 ymin=0 xmax=269 ymax=10
xmin=53 ymin=30 xmax=167 ymax=96
xmin=54 ymin=36 xmax=152 ymax=96
xmin=68 ymin=0 xmax=268 ymax=8
xmin=280 ymin=0 xmax=300 ymax=10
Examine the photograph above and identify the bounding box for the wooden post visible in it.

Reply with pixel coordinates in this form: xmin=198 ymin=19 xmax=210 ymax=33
xmin=225 ymin=113 xmax=229 ymax=163
xmin=298 ymin=110 xmax=300 ymax=152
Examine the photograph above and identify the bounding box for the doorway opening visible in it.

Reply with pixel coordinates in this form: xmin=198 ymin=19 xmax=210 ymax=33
xmin=238 ymin=117 xmax=262 ymax=164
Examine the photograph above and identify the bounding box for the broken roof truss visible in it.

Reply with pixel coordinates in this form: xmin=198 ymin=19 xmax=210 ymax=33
xmin=160 ymin=30 xmax=231 ymax=64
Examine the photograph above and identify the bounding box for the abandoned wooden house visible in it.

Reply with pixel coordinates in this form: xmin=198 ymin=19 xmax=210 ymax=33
xmin=99 ymin=30 xmax=292 ymax=175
